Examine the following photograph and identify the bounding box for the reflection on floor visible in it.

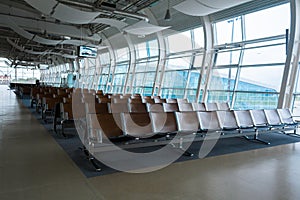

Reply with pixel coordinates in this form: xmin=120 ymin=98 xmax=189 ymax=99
xmin=1 ymin=85 xmax=300 ymax=200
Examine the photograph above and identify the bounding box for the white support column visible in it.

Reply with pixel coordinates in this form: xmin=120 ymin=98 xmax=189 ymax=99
xmin=100 ymin=33 xmax=116 ymax=93
xmin=230 ymin=16 xmax=246 ymax=109
xmin=123 ymin=35 xmax=136 ymax=94
xmin=278 ymin=0 xmax=300 ymax=108
xmin=142 ymin=9 xmax=167 ymax=97
xmin=197 ymin=16 xmax=214 ymax=103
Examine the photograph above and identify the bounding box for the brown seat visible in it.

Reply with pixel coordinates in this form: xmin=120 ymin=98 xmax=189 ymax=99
xmin=204 ymin=102 xmax=218 ymax=111
xmin=121 ymin=113 xmax=153 ymax=138
xmin=87 ymin=113 xmax=123 ymax=142
xmin=166 ymin=98 xmax=177 ymax=103
xmin=178 ymin=103 xmax=193 ymax=112
xmin=150 ymin=112 xmax=177 ymax=134
xmin=175 ymin=112 xmax=199 ymax=134
xmin=86 ymin=103 xmax=109 ymax=114
xmin=128 ymin=103 xmax=147 ymax=113
xmin=146 ymin=103 xmax=164 ymax=112
xmin=128 ymin=98 xmax=143 ymax=104
xmin=109 ymin=103 xmax=129 ymax=113
xmin=59 ymin=103 xmax=75 ymax=137
xmin=192 ymin=102 xmax=206 ymax=111
xmin=163 ymin=103 xmax=179 ymax=112
xmin=142 ymin=97 xmax=155 ymax=104
xmin=154 ymin=98 xmax=166 ymax=103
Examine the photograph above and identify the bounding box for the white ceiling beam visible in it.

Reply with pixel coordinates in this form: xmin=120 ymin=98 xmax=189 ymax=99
xmin=0 ymin=14 xmax=100 ymax=41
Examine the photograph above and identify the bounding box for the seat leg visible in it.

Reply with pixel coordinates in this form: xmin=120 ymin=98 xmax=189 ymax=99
xmin=170 ymin=138 xmax=194 ymax=157
xmin=79 ymin=146 xmax=101 ymax=172
xmin=285 ymin=132 xmax=300 ymax=138
xmin=244 ymin=132 xmax=270 ymax=145
xmin=61 ymin=123 xmax=67 ymax=138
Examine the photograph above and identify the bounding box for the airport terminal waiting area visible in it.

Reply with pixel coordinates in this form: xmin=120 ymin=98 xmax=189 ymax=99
xmin=12 ymin=83 xmax=300 ymax=172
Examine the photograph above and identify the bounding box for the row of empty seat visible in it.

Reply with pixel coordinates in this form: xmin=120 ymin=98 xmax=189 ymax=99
xmin=86 ymin=107 xmax=298 ymax=146
xmin=16 ymin=85 xmax=300 ymax=171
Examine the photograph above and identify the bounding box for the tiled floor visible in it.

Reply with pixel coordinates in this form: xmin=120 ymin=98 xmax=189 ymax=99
xmin=1 ymin=85 xmax=300 ymax=200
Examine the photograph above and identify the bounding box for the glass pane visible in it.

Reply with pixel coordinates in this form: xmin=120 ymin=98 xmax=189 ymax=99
xmin=242 ymin=44 xmax=286 ymax=65
xmin=214 ymin=17 xmax=242 ymax=45
xmin=238 ymin=66 xmax=284 ymax=92
xmin=216 ymin=50 xmax=241 ymax=66
xmin=245 ymin=3 xmax=290 ymax=40
xmin=193 ymin=27 xmax=204 ymax=49
xmin=188 ymin=70 xmax=200 ymax=89
xmin=234 ymin=92 xmax=279 ymax=110
xmin=112 ymin=74 xmax=126 ymax=86
xmin=194 ymin=54 xmax=204 ymax=68
xmin=210 ymin=68 xmax=237 ymax=91
xmin=135 ymin=61 xmax=157 ymax=72
xmin=100 ymin=52 xmax=110 ymax=64
xmin=167 ymin=30 xmax=192 ymax=53
xmin=186 ymin=89 xmax=197 ymax=103
xmin=207 ymin=91 xmax=233 ymax=103
xmin=115 ymin=64 xmax=129 ymax=73
xmin=163 ymin=71 xmax=188 ymax=88
xmin=166 ymin=57 xmax=191 ymax=70
xmin=161 ymin=88 xmax=185 ymax=99
xmin=115 ymin=48 xmax=129 ymax=62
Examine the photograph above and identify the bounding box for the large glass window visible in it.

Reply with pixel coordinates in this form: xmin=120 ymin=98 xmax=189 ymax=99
xmin=209 ymin=3 xmax=290 ymax=109
xmin=160 ymin=27 xmax=204 ymax=101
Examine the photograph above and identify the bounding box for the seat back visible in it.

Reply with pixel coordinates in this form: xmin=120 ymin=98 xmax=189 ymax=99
xmin=175 ymin=112 xmax=199 ymax=133
xmin=60 ymin=103 xmax=74 ymax=120
xmin=234 ymin=110 xmax=254 ymax=128
xmin=154 ymin=98 xmax=166 ymax=103
xmin=177 ymin=99 xmax=188 ymax=104
xmin=216 ymin=102 xmax=230 ymax=111
xmin=150 ymin=112 xmax=177 ymax=133
xmin=178 ymin=103 xmax=193 ymax=112
xmin=98 ymin=97 xmax=111 ymax=103
xmin=121 ymin=113 xmax=153 ymax=138
xmin=146 ymin=103 xmax=164 ymax=112
xmin=109 ymin=103 xmax=129 ymax=113
xmin=163 ymin=103 xmax=179 ymax=112
xmin=264 ymin=109 xmax=282 ymax=126
xmin=197 ymin=111 xmax=221 ymax=131
xmin=249 ymin=109 xmax=268 ymax=126
xmin=216 ymin=111 xmax=238 ymax=129
xmin=142 ymin=98 xmax=155 ymax=104
xmin=277 ymin=108 xmax=295 ymax=124
xmin=112 ymin=97 xmax=128 ymax=104
xmin=128 ymin=98 xmax=143 ymax=104
xmin=128 ymin=103 xmax=147 ymax=113
xmin=166 ymin=98 xmax=177 ymax=103
xmin=86 ymin=103 xmax=109 ymax=114
xmin=88 ymin=113 xmax=123 ymax=141
xmin=192 ymin=102 xmax=206 ymax=111
xmin=205 ymin=102 xmax=218 ymax=111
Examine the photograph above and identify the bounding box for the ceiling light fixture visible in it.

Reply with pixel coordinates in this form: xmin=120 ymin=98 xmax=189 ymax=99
xmin=164 ymin=0 xmax=171 ymax=21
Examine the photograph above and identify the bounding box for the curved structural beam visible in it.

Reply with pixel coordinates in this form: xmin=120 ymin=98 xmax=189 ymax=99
xmin=51 ymin=3 xmax=101 ymax=24
xmin=6 ymin=38 xmax=77 ymax=59
xmin=123 ymin=21 xmax=170 ymax=36
xmin=174 ymin=0 xmax=218 ymax=16
xmin=25 ymin=0 xmax=100 ymax=24
xmin=278 ymin=0 xmax=300 ymax=108
xmin=197 ymin=16 xmax=214 ymax=102
xmin=1 ymin=16 xmax=106 ymax=48
xmin=174 ymin=0 xmax=253 ymax=16
xmin=91 ymin=18 xmax=128 ymax=30
xmin=141 ymin=9 xmax=167 ymax=96
xmin=23 ymin=0 xmax=57 ymax=15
